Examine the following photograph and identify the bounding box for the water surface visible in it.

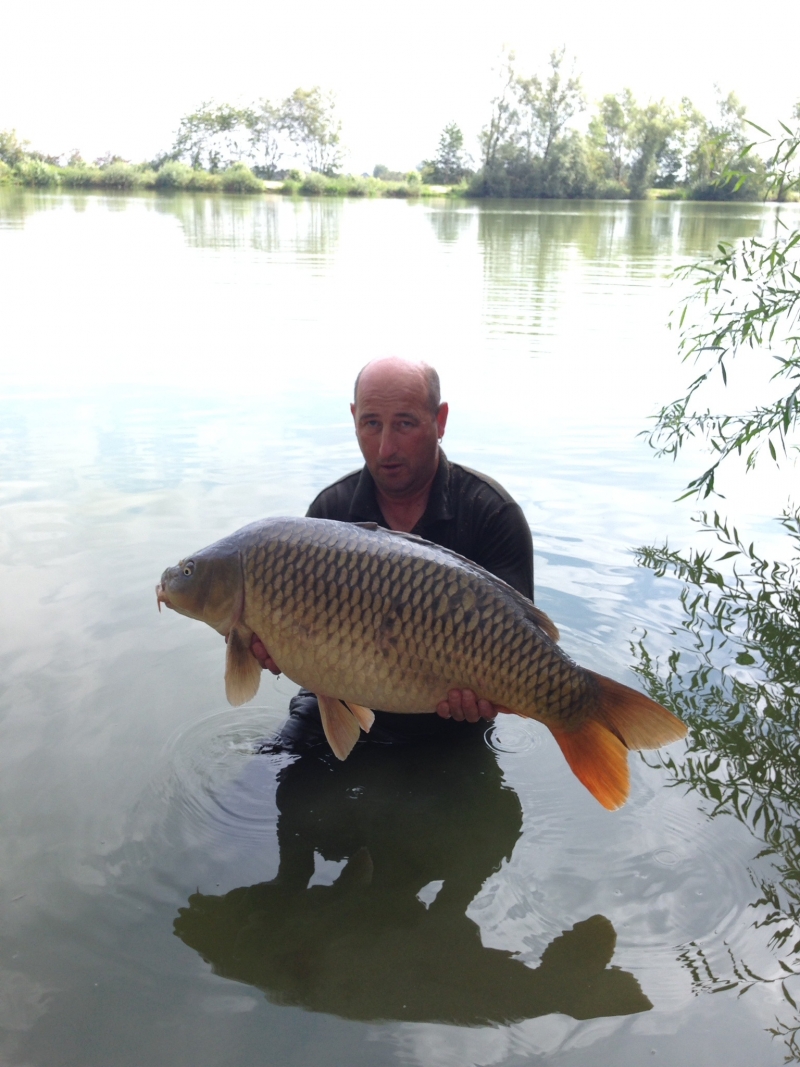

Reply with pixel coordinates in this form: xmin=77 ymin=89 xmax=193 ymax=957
xmin=1 ymin=189 xmax=799 ymax=1066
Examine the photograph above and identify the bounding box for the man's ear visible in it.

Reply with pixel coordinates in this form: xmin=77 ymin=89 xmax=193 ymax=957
xmin=350 ymin=401 xmax=357 ymax=424
xmin=436 ymin=401 xmax=449 ymax=439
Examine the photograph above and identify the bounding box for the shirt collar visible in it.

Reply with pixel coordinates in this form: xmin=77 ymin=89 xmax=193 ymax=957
xmin=347 ymin=449 xmax=453 ymax=529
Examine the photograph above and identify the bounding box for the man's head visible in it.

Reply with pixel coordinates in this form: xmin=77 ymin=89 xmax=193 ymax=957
xmin=351 ymin=357 xmax=448 ymax=501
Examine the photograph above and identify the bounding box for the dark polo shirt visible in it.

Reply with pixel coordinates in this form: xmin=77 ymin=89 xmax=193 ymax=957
xmin=266 ymin=452 xmax=534 ymax=753
xmin=306 ymin=451 xmax=534 ymax=600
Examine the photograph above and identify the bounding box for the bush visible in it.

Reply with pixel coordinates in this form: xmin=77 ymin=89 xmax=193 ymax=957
xmin=653 ymin=187 xmax=687 ymax=201
xmin=591 ymin=179 xmax=630 ymax=199
xmin=60 ymin=165 xmax=101 ymax=188
xmin=14 ymin=158 xmax=60 ymax=186
xmin=96 ymin=161 xmax=142 ymax=189
xmin=154 ymin=161 xmax=194 ymax=189
xmin=220 ymin=163 xmax=263 ymax=193
xmin=186 ymin=169 xmax=221 ymax=191
xmin=0 ymin=160 xmax=11 ymax=184
xmin=299 ymin=171 xmax=327 ymax=196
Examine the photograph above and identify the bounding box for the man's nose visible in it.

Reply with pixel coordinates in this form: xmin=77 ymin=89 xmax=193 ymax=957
xmin=377 ymin=427 xmax=397 ymax=459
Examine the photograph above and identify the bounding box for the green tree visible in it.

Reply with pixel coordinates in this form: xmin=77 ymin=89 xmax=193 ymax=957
xmin=243 ymin=99 xmax=283 ymax=178
xmin=281 ymin=87 xmax=342 ymax=176
xmin=627 ymin=100 xmax=682 ymax=197
xmin=684 ymin=89 xmax=765 ymax=199
xmin=171 ymin=102 xmax=250 ymax=171
xmin=587 ymin=90 xmax=638 ymax=183
xmin=0 ymin=129 xmax=29 ymax=167
xmin=476 ymin=50 xmax=591 ymax=198
xmin=478 ymin=54 xmax=521 ymax=180
xmin=646 ymin=121 xmax=800 ymax=498
xmin=421 ymin=123 xmax=472 ymax=184
xmin=515 ymin=47 xmax=585 ymax=164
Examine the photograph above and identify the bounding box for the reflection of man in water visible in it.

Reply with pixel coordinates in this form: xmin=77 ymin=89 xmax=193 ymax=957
xmin=253 ymin=356 xmax=535 ymax=752
xmin=174 ymin=742 xmax=652 ymax=1025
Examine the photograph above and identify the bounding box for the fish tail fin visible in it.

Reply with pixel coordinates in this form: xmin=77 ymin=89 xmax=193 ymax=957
xmin=550 ymin=720 xmax=630 ymax=811
xmin=549 ymin=673 xmax=687 ymax=811
xmin=586 ymin=670 xmax=688 ymax=751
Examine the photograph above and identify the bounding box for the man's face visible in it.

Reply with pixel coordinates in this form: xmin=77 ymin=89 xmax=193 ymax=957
xmin=351 ymin=364 xmax=448 ymax=500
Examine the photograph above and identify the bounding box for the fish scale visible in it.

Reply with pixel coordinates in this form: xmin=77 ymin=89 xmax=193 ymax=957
xmin=157 ymin=516 xmax=687 ymax=809
xmin=236 ymin=518 xmax=590 ymax=723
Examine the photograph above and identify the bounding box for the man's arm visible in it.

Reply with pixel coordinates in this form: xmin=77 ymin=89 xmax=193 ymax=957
xmin=475 ymin=501 xmax=534 ymax=601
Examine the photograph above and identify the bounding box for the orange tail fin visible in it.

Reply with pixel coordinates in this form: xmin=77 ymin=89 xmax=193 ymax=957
xmin=551 ymin=720 xmax=630 ymax=810
xmin=550 ymin=673 xmax=687 ymax=810
xmin=586 ymin=671 xmax=688 ymax=751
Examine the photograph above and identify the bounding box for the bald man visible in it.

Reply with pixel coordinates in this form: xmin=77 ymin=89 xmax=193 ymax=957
xmin=256 ymin=357 xmax=534 ymax=751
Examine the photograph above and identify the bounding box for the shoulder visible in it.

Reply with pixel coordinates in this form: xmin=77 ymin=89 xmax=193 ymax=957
xmin=447 ymin=461 xmax=519 ymax=508
xmin=306 ymin=469 xmax=362 ymax=519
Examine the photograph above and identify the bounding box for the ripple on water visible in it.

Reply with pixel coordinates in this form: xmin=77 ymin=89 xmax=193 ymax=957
xmin=485 ymin=717 xmax=542 ymax=755
xmin=128 ymin=705 xmax=287 ymax=858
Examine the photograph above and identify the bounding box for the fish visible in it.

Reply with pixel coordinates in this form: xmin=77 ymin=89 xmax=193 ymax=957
xmin=156 ymin=517 xmax=686 ymax=809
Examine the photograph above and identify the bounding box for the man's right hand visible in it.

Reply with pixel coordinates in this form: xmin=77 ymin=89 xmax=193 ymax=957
xmin=250 ymin=634 xmax=282 ymax=675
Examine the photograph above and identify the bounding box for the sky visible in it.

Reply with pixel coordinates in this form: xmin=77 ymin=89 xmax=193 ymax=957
xmin=2 ymin=0 xmax=798 ymax=173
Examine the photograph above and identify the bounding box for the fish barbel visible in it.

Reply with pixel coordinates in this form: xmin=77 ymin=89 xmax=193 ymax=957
xmin=156 ymin=517 xmax=686 ymax=809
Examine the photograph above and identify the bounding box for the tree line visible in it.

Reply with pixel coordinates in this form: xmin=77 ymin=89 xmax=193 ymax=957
xmin=1 ymin=53 xmax=798 ymax=199
xmin=465 ymin=49 xmax=800 ymax=200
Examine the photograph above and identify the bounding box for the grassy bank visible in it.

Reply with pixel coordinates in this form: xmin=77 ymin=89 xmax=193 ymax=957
xmin=0 ymin=158 xmax=457 ymax=198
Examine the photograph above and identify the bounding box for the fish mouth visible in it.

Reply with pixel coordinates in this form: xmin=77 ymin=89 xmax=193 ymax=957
xmin=156 ymin=583 xmax=174 ymax=613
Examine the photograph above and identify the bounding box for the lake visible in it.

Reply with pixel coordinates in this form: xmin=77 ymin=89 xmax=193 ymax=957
xmin=1 ymin=188 xmax=799 ymax=1066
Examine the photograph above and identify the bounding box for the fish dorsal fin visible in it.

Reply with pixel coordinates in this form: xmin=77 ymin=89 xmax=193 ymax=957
xmin=317 ymin=694 xmax=363 ymax=760
xmin=351 ymin=522 xmax=559 ymax=643
xmin=525 ymin=604 xmax=559 ymax=643
xmin=225 ymin=625 xmax=262 ymax=706
xmin=353 ymin=521 xmax=426 ymax=545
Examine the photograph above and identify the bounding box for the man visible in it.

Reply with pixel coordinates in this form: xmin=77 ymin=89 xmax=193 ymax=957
xmin=255 ymin=356 xmax=534 ymax=750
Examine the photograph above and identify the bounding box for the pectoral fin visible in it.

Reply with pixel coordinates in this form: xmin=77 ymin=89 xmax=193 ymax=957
xmin=343 ymin=702 xmax=375 ymax=733
xmin=225 ymin=626 xmax=262 ymax=706
xmin=318 ymin=694 xmax=363 ymax=760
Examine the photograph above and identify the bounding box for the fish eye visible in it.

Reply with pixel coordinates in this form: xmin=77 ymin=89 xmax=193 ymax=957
xmin=182 ymin=560 xmax=195 ymax=577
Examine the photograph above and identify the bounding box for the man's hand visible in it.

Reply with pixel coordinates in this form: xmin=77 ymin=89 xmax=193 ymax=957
xmin=249 ymin=634 xmax=282 ymax=675
xmin=435 ymin=689 xmax=510 ymax=723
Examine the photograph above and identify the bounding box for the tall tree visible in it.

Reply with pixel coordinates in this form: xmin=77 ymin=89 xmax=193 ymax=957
xmin=421 ymin=123 xmax=472 ymax=184
xmin=479 ymin=54 xmax=520 ymax=174
xmin=588 ymin=90 xmax=638 ymax=183
xmin=515 ymin=48 xmax=585 ymax=163
xmin=171 ymin=103 xmax=250 ymax=171
xmin=627 ymin=100 xmax=681 ymax=196
xmin=281 ymin=87 xmax=342 ymax=176
xmin=244 ymin=100 xmax=283 ymax=178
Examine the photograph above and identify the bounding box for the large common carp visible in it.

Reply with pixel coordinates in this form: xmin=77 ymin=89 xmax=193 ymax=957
xmin=156 ymin=517 xmax=686 ymax=809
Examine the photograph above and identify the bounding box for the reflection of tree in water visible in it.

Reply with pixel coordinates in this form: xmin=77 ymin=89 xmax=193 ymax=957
xmin=634 ymin=509 xmax=800 ymax=1057
xmin=152 ymin=194 xmax=341 ymax=256
xmin=174 ymin=740 xmax=651 ymax=1026
xmin=426 ymin=205 xmax=476 ymax=244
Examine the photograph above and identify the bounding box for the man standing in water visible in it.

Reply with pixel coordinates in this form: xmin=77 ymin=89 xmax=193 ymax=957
xmin=254 ymin=356 xmax=534 ymax=749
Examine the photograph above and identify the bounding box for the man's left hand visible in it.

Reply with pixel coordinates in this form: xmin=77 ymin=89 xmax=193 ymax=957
xmin=435 ymin=689 xmax=510 ymax=723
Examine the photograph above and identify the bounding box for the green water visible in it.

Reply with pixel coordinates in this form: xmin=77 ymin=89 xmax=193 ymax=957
xmin=1 ymin=189 xmax=799 ymax=1066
